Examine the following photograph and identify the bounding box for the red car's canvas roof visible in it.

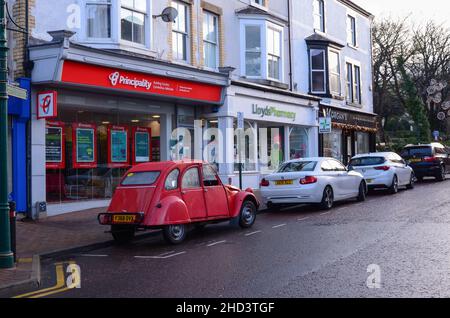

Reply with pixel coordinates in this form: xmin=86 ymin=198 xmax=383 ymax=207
xmin=129 ymin=160 xmax=205 ymax=172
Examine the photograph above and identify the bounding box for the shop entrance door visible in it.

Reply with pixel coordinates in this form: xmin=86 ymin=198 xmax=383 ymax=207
xmin=344 ymin=133 xmax=355 ymax=165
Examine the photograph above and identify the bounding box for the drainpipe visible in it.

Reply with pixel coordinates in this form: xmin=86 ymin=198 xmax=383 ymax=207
xmin=24 ymin=0 xmax=32 ymax=219
xmin=287 ymin=0 xmax=294 ymax=91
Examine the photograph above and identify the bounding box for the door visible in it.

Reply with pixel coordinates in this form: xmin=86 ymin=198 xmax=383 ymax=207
xmin=181 ymin=166 xmax=207 ymax=219
xmin=330 ymin=159 xmax=358 ymax=198
xmin=391 ymin=154 xmax=410 ymax=185
xmin=201 ymin=165 xmax=229 ymax=218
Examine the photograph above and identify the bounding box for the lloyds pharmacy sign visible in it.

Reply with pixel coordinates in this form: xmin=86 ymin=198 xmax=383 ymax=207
xmin=252 ymin=104 xmax=296 ymax=121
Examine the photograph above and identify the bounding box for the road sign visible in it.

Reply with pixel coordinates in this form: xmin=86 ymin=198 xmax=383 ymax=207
xmin=7 ymin=84 xmax=28 ymax=100
xmin=433 ymin=130 xmax=440 ymax=141
xmin=319 ymin=117 xmax=332 ymax=134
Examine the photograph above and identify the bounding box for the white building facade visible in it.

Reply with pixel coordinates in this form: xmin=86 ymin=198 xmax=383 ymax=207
xmin=23 ymin=0 xmax=374 ymax=217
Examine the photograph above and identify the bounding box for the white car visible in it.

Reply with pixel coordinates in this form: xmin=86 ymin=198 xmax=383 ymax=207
xmin=348 ymin=152 xmax=415 ymax=194
xmin=260 ymin=157 xmax=367 ymax=210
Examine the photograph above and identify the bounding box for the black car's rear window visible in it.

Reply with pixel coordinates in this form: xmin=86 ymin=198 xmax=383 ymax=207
xmin=121 ymin=171 xmax=160 ymax=186
xmin=349 ymin=157 xmax=386 ymax=167
xmin=278 ymin=161 xmax=317 ymax=172
xmin=401 ymin=147 xmax=432 ymax=157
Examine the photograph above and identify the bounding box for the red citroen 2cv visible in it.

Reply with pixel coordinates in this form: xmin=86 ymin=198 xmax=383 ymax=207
xmin=98 ymin=161 xmax=259 ymax=244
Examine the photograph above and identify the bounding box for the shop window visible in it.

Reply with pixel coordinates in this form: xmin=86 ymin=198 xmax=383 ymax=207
xmin=241 ymin=19 xmax=284 ymax=81
xmin=289 ymin=127 xmax=309 ymax=159
xmin=172 ymin=1 xmax=190 ymax=62
xmin=203 ymin=11 xmax=219 ymax=69
xmin=86 ymin=0 xmax=112 ymax=39
xmin=45 ymin=107 xmax=161 ymax=204
xmin=356 ymin=132 xmax=369 ymax=154
xmin=234 ymin=121 xmax=257 ymax=172
xmin=323 ymin=129 xmax=342 ymax=162
xmin=121 ymin=0 xmax=146 ymax=45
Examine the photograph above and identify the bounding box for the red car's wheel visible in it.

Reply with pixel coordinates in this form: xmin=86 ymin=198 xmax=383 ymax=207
xmin=163 ymin=224 xmax=187 ymax=245
xmin=239 ymin=200 xmax=257 ymax=229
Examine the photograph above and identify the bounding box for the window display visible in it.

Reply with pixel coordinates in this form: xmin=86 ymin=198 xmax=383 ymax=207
xmin=46 ymin=121 xmax=66 ymax=169
xmin=323 ymin=129 xmax=342 ymax=162
xmin=132 ymin=127 xmax=151 ymax=165
xmin=290 ymin=127 xmax=308 ymax=159
xmin=73 ymin=123 xmax=97 ymax=169
xmin=107 ymin=125 xmax=129 ymax=168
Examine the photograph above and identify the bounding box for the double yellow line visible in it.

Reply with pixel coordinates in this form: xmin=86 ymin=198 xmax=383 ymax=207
xmin=13 ymin=261 xmax=75 ymax=299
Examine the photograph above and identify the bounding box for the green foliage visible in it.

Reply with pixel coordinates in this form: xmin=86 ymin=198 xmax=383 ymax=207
xmin=397 ymin=57 xmax=431 ymax=143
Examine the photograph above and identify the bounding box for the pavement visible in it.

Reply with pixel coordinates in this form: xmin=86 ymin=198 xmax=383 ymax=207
xmin=3 ymin=178 xmax=450 ymax=298
xmin=0 ymin=207 xmax=127 ymax=294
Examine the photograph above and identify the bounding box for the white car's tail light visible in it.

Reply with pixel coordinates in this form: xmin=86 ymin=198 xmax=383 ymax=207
xmin=260 ymin=179 xmax=270 ymax=187
xmin=374 ymin=166 xmax=390 ymax=171
xmin=300 ymin=176 xmax=318 ymax=185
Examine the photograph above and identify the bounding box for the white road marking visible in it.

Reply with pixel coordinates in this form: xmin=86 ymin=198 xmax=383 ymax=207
xmin=272 ymin=224 xmax=287 ymax=229
xmin=158 ymin=251 xmax=176 ymax=257
xmin=245 ymin=230 xmax=262 ymax=237
xmin=320 ymin=211 xmax=331 ymax=216
xmin=297 ymin=217 xmax=310 ymax=222
xmin=207 ymin=240 xmax=227 ymax=247
xmin=134 ymin=251 xmax=186 ymax=259
xmin=78 ymin=254 xmax=109 ymax=257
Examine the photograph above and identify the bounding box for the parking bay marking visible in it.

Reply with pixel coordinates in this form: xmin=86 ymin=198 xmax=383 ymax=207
xmin=245 ymin=230 xmax=262 ymax=237
xmin=272 ymin=224 xmax=287 ymax=229
xmin=78 ymin=254 xmax=109 ymax=258
xmin=297 ymin=217 xmax=310 ymax=222
xmin=207 ymin=240 xmax=227 ymax=247
xmin=134 ymin=251 xmax=186 ymax=259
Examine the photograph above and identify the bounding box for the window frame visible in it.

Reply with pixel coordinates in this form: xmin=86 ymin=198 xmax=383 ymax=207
xmin=164 ymin=168 xmax=180 ymax=191
xmin=313 ymin=0 xmax=326 ymax=33
xmin=203 ymin=10 xmax=219 ymax=70
xmin=82 ymin=0 xmax=152 ymax=50
xmin=181 ymin=166 xmax=202 ymax=190
xmin=120 ymin=0 xmax=148 ymax=46
xmin=171 ymin=0 xmax=191 ymax=63
xmin=345 ymin=60 xmax=362 ymax=105
xmin=267 ymin=26 xmax=283 ymax=81
xmin=328 ymin=50 xmax=341 ymax=96
xmin=347 ymin=14 xmax=357 ymax=47
xmin=309 ymin=48 xmax=327 ymax=94
xmin=353 ymin=65 xmax=361 ymax=104
xmin=240 ymin=19 xmax=285 ymax=82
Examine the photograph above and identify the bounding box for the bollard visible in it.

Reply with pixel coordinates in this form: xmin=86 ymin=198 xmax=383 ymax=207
xmin=9 ymin=201 xmax=16 ymax=263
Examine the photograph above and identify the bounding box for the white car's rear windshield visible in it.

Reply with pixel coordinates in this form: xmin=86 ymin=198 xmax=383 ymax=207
xmin=278 ymin=161 xmax=317 ymax=172
xmin=349 ymin=157 xmax=386 ymax=167
xmin=121 ymin=171 xmax=161 ymax=186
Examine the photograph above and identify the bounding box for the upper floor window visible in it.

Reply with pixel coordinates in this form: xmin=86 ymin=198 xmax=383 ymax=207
xmin=310 ymin=49 xmax=326 ymax=93
xmin=267 ymin=27 xmax=282 ymax=80
xmin=121 ymin=0 xmax=147 ymax=45
xmin=347 ymin=15 xmax=357 ymax=46
xmin=86 ymin=0 xmax=112 ymax=39
xmin=172 ymin=1 xmax=190 ymax=62
xmin=329 ymin=51 xmax=341 ymax=95
xmin=346 ymin=62 xmax=361 ymax=104
xmin=252 ymin=0 xmax=267 ymax=7
xmin=313 ymin=0 xmax=325 ymax=33
xmin=241 ymin=20 xmax=284 ymax=82
xmin=203 ymin=11 xmax=219 ymax=69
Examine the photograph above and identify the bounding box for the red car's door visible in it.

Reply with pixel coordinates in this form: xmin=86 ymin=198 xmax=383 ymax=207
xmin=181 ymin=166 xmax=207 ymax=220
xmin=201 ymin=165 xmax=229 ymax=218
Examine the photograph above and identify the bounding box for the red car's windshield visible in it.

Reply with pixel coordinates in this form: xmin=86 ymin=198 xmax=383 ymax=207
xmin=121 ymin=171 xmax=161 ymax=186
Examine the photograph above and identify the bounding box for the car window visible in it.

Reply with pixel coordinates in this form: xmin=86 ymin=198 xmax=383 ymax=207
xmin=330 ymin=160 xmax=347 ymax=172
xmin=349 ymin=157 xmax=386 ymax=167
xmin=182 ymin=167 xmax=201 ymax=189
xmin=278 ymin=161 xmax=317 ymax=173
xmin=164 ymin=169 xmax=179 ymax=191
xmin=202 ymin=165 xmax=220 ymax=187
xmin=321 ymin=161 xmax=333 ymax=172
xmin=435 ymin=147 xmax=446 ymax=155
xmin=121 ymin=171 xmax=160 ymax=186
xmin=402 ymin=147 xmax=432 ymax=157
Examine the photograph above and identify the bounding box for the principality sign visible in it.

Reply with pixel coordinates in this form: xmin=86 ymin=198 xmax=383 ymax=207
xmin=37 ymin=91 xmax=58 ymax=119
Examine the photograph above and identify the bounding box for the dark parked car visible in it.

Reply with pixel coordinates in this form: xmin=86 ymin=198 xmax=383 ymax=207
xmin=400 ymin=143 xmax=450 ymax=182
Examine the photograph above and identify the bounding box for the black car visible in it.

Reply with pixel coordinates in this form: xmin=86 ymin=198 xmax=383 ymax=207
xmin=400 ymin=143 xmax=450 ymax=182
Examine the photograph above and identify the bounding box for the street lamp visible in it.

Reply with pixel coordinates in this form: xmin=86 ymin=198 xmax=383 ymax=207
xmin=0 ymin=0 xmax=14 ymax=269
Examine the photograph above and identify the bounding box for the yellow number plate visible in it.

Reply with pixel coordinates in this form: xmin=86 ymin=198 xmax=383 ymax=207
xmin=112 ymin=215 xmax=136 ymax=224
xmin=366 ymin=179 xmax=374 ymax=184
xmin=275 ymin=180 xmax=294 ymax=186
xmin=410 ymin=158 xmax=421 ymax=163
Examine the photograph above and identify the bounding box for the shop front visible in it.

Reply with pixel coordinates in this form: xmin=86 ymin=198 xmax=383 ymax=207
xmin=319 ymin=105 xmax=377 ymax=165
xmin=29 ymin=39 xmax=228 ymax=217
xmin=202 ymin=82 xmax=320 ymax=190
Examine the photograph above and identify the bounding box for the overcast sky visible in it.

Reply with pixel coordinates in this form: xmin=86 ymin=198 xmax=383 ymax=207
xmin=352 ymin=0 xmax=450 ymax=26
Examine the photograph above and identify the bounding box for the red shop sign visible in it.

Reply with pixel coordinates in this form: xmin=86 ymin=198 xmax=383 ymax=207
xmin=72 ymin=123 xmax=98 ymax=169
xmin=61 ymin=60 xmax=223 ymax=103
xmin=131 ymin=127 xmax=152 ymax=166
xmin=46 ymin=121 xmax=65 ymax=170
xmin=107 ymin=125 xmax=130 ymax=168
